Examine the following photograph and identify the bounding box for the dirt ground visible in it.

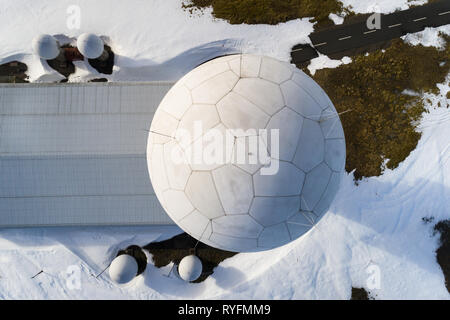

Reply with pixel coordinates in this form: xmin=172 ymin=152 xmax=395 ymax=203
xmin=0 ymin=61 xmax=28 ymax=83
xmin=46 ymin=45 xmax=76 ymax=79
xmin=1 ymin=44 xmax=114 ymax=82
xmin=144 ymin=233 xmax=237 ymax=283
xmin=117 ymin=245 xmax=148 ymax=275
xmin=351 ymin=287 xmax=370 ymax=300
xmin=88 ymin=45 xmax=114 ymax=75
xmin=434 ymin=220 xmax=450 ymax=293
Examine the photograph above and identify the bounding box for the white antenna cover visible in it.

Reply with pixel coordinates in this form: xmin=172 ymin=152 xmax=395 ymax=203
xmin=32 ymin=34 xmax=60 ymax=60
xmin=109 ymin=254 xmax=138 ymax=284
xmin=178 ymin=255 xmax=202 ymax=282
xmin=147 ymin=54 xmax=346 ymax=252
xmin=77 ymin=33 xmax=104 ymax=59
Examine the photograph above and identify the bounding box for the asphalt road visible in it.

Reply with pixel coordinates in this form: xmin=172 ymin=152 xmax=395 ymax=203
xmin=291 ymin=0 xmax=450 ymax=64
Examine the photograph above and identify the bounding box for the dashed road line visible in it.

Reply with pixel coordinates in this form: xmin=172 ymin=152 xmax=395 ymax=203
xmin=292 ymin=0 xmax=450 ymax=60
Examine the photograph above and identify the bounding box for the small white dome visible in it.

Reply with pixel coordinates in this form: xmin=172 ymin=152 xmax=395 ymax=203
xmin=178 ymin=255 xmax=202 ymax=282
xmin=77 ymin=33 xmax=104 ymax=59
xmin=109 ymin=254 xmax=138 ymax=284
xmin=32 ymin=34 xmax=60 ymax=60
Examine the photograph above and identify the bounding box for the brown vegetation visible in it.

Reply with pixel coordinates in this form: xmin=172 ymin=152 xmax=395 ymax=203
xmin=310 ymin=37 xmax=450 ymax=180
xmin=351 ymin=287 xmax=370 ymax=300
xmin=434 ymin=220 xmax=450 ymax=293
xmin=0 ymin=61 xmax=28 ymax=83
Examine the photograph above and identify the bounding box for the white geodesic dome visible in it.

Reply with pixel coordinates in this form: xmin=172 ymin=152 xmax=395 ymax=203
xmin=178 ymin=255 xmax=203 ymax=282
xmin=32 ymin=34 xmax=60 ymax=60
xmin=77 ymin=33 xmax=104 ymax=59
xmin=109 ymin=254 xmax=138 ymax=284
xmin=146 ymin=54 xmax=346 ymax=252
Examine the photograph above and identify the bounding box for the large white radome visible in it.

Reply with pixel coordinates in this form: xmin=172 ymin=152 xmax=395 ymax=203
xmin=147 ymin=54 xmax=346 ymax=252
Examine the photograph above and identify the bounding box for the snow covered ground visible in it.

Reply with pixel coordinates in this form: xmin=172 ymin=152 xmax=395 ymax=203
xmin=0 ymin=0 xmax=314 ymax=82
xmin=0 ymin=0 xmax=449 ymax=299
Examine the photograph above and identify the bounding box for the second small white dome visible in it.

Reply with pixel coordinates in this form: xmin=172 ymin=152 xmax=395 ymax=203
xmin=178 ymin=255 xmax=202 ymax=282
xmin=109 ymin=254 xmax=138 ymax=284
xmin=77 ymin=33 xmax=104 ymax=59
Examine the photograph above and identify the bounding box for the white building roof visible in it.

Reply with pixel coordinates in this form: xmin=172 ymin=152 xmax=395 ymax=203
xmin=147 ymin=54 xmax=346 ymax=252
xmin=0 ymin=82 xmax=175 ymax=227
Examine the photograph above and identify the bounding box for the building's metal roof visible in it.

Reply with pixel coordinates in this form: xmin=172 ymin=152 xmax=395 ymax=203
xmin=0 ymin=82 xmax=175 ymax=227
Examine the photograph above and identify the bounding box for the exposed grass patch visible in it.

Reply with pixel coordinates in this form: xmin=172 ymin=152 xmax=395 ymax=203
xmin=350 ymin=287 xmax=370 ymax=300
xmin=309 ymin=37 xmax=450 ymax=180
xmin=434 ymin=220 xmax=450 ymax=293
xmin=182 ymin=0 xmax=345 ymax=27
xmin=145 ymin=233 xmax=237 ymax=283
xmin=0 ymin=61 xmax=28 ymax=83
xmin=87 ymin=45 xmax=115 ymax=75
xmin=46 ymin=44 xmax=76 ymax=79
xmin=117 ymin=245 xmax=148 ymax=275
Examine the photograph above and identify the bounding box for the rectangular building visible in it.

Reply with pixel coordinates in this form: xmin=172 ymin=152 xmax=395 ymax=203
xmin=0 ymin=82 xmax=175 ymax=227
